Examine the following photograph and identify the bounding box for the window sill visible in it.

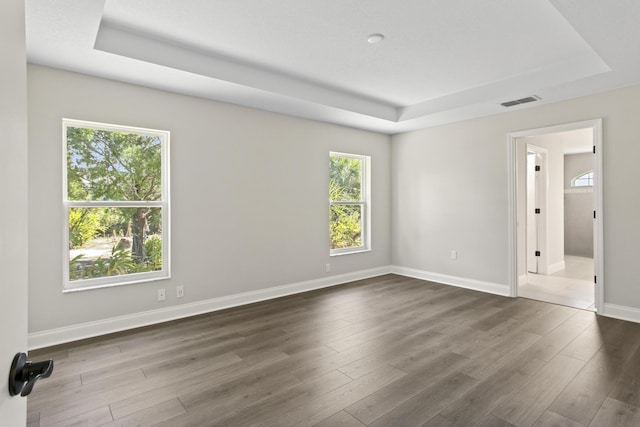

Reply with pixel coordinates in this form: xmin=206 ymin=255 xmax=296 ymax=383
xmin=330 ymin=248 xmax=371 ymax=257
xmin=63 ymin=272 xmax=170 ymax=293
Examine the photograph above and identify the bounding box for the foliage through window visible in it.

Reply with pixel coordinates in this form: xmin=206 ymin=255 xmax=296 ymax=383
xmin=329 ymin=152 xmax=370 ymax=255
xmin=63 ymin=119 xmax=170 ymax=290
xmin=571 ymin=171 xmax=593 ymax=187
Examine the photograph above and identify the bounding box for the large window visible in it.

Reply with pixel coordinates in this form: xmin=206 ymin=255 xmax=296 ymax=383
xmin=329 ymin=152 xmax=370 ymax=255
xmin=63 ymin=119 xmax=170 ymax=291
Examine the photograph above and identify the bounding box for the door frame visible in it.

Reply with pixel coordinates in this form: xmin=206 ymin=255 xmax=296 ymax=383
xmin=525 ymin=145 xmax=548 ymax=275
xmin=507 ymin=118 xmax=603 ymax=312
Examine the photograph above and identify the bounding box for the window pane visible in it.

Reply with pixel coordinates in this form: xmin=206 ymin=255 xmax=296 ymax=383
xmin=572 ymin=171 xmax=593 ymax=187
xmin=67 ymin=126 xmax=162 ymax=201
xmin=330 ymin=156 xmax=362 ymax=201
xmin=330 ymin=204 xmax=362 ymax=249
xmin=68 ymin=207 xmax=163 ymax=281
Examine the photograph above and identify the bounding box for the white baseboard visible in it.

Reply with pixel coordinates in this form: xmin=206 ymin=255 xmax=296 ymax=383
xmin=547 ymin=261 xmax=566 ymax=275
xmin=518 ymin=274 xmax=528 ymax=287
xmin=390 ymin=265 xmax=510 ymax=297
xmin=601 ymin=303 xmax=640 ymax=324
xmin=28 ymin=266 xmax=392 ymax=350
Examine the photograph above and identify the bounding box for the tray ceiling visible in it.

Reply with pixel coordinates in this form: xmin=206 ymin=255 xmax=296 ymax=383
xmin=26 ymin=1 xmax=640 ymax=134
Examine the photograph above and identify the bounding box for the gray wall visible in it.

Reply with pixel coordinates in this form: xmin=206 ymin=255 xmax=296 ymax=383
xmin=26 ymin=64 xmax=640 ymax=335
xmin=564 ymin=153 xmax=594 ymax=257
xmin=27 ymin=65 xmax=391 ymax=333
xmin=391 ymin=121 xmax=508 ymax=286
xmin=392 ymin=85 xmax=640 ymax=310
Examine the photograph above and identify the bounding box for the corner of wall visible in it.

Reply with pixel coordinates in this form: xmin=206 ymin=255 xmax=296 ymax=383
xmin=390 ymin=265 xmax=510 ymax=297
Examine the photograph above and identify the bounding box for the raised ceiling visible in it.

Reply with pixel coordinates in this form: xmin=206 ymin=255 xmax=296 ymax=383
xmin=26 ymin=0 xmax=640 ymax=134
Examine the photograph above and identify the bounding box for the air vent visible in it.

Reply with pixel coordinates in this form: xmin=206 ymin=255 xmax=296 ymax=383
xmin=500 ymin=95 xmax=541 ymax=108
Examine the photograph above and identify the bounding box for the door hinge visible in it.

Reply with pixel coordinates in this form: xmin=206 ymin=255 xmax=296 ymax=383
xmin=593 ymin=146 xmax=596 ymax=154
xmin=594 ymin=275 xmax=597 ymax=284
xmin=535 ymin=165 xmax=541 ymax=172
xmin=535 ymin=208 xmax=541 ymax=214
xmin=593 ymin=210 xmax=596 ymax=219
xmin=535 ymin=251 xmax=541 ymax=257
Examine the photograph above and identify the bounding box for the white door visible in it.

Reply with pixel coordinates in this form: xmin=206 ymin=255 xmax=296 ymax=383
xmin=0 ymin=0 xmax=29 ymax=424
xmin=526 ymin=152 xmax=539 ymax=273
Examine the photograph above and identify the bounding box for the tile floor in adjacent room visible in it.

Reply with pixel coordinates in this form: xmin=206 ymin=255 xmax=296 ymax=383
xmin=519 ymin=255 xmax=595 ymax=311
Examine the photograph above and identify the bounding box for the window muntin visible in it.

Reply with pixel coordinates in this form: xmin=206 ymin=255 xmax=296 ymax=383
xmin=329 ymin=152 xmax=370 ymax=255
xmin=571 ymin=171 xmax=593 ymax=187
xmin=63 ymin=119 xmax=170 ymax=291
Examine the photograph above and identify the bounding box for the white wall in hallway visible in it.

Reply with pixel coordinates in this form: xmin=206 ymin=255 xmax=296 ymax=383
xmin=564 ymin=153 xmax=594 ymax=257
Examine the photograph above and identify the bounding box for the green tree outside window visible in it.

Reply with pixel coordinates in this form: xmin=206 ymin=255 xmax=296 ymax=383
xmin=64 ymin=120 xmax=169 ymax=287
xmin=329 ymin=153 xmax=368 ymax=252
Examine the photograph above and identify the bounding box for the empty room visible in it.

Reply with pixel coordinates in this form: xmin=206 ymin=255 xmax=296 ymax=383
xmin=4 ymin=1 xmax=640 ymax=426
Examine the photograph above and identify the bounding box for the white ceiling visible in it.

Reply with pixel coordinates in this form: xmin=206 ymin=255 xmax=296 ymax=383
xmin=26 ymin=0 xmax=640 ymax=134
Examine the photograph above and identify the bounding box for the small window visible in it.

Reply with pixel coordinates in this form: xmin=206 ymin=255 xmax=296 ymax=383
xmin=329 ymin=152 xmax=370 ymax=255
xmin=63 ymin=119 xmax=170 ymax=291
xmin=572 ymin=171 xmax=593 ymax=187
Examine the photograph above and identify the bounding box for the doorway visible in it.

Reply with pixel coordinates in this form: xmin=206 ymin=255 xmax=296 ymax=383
xmin=508 ymin=119 xmax=603 ymax=312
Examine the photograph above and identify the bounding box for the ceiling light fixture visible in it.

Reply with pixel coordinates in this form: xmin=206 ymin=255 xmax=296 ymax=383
xmin=367 ymin=33 xmax=384 ymax=44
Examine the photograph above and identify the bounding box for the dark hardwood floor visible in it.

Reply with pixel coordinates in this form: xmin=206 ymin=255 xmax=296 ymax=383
xmin=27 ymin=274 xmax=640 ymax=426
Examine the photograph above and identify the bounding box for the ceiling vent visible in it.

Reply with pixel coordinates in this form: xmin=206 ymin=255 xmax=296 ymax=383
xmin=500 ymin=95 xmax=541 ymax=107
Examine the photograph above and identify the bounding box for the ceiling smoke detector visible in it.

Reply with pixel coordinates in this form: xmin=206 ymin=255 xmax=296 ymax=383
xmin=367 ymin=33 xmax=385 ymax=44
xmin=500 ymin=95 xmax=541 ymax=107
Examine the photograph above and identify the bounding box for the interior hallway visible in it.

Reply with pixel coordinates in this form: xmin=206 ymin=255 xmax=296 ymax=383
xmin=519 ymin=255 xmax=595 ymax=311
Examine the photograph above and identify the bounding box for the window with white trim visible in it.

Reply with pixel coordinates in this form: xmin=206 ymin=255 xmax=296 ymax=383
xmin=571 ymin=171 xmax=593 ymax=187
xmin=329 ymin=152 xmax=370 ymax=255
xmin=63 ymin=119 xmax=170 ymax=291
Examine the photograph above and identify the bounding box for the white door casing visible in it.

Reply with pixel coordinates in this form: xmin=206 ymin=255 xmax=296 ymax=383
xmin=507 ymin=119 xmax=603 ymax=312
xmin=526 ymin=152 xmax=538 ymax=273
xmin=525 ymin=146 xmax=549 ymax=275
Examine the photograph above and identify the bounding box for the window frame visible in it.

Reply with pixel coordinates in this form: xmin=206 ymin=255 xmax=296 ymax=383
xmin=62 ymin=118 xmax=171 ymax=292
xmin=329 ymin=151 xmax=371 ymax=256
xmin=571 ymin=170 xmax=594 ymax=187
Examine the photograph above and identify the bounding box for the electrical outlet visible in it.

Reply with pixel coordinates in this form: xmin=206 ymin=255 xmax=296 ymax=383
xmin=325 ymin=263 xmax=331 ymax=273
xmin=451 ymin=250 xmax=457 ymax=260
xmin=176 ymin=286 xmax=184 ymax=298
xmin=157 ymin=288 xmax=166 ymax=301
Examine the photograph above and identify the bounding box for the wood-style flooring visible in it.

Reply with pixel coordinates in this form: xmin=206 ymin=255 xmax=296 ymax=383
xmin=27 ymin=274 xmax=640 ymax=426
